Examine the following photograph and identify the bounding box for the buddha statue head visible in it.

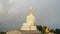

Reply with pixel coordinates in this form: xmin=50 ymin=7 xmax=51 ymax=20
xmin=29 ymin=7 xmax=33 ymax=15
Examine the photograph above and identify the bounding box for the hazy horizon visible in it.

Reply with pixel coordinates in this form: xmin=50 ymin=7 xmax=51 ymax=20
xmin=0 ymin=0 xmax=60 ymax=32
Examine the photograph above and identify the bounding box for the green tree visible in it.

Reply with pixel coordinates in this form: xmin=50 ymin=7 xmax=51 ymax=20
xmin=0 ymin=32 xmax=6 ymax=34
xmin=49 ymin=29 xmax=55 ymax=33
xmin=36 ymin=25 xmax=42 ymax=31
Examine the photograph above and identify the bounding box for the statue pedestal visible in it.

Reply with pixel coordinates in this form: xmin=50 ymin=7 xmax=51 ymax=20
xmin=30 ymin=26 xmax=37 ymax=30
xmin=20 ymin=25 xmax=37 ymax=30
xmin=20 ymin=30 xmax=40 ymax=34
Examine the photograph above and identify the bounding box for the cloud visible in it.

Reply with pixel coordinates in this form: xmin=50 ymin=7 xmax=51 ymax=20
xmin=0 ymin=3 xmax=4 ymax=15
xmin=9 ymin=0 xmax=15 ymax=4
xmin=0 ymin=0 xmax=60 ymax=32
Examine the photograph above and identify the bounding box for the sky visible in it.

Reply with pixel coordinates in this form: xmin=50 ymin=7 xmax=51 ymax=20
xmin=0 ymin=0 xmax=60 ymax=32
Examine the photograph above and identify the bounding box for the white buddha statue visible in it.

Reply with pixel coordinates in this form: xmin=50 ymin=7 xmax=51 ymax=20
xmin=20 ymin=7 xmax=37 ymax=30
xmin=26 ymin=8 xmax=35 ymax=26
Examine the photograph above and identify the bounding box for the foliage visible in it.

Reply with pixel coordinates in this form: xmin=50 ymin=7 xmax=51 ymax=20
xmin=36 ymin=25 xmax=42 ymax=31
xmin=0 ymin=32 xmax=6 ymax=34
xmin=55 ymin=29 xmax=60 ymax=34
xmin=36 ymin=25 xmax=60 ymax=34
xmin=49 ymin=29 xmax=55 ymax=33
xmin=36 ymin=25 xmax=46 ymax=33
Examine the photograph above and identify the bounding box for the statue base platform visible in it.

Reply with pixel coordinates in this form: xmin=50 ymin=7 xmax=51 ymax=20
xmin=20 ymin=30 xmax=40 ymax=34
xmin=20 ymin=26 xmax=37 ymax=30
